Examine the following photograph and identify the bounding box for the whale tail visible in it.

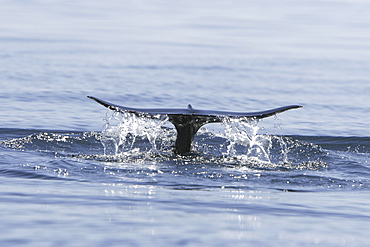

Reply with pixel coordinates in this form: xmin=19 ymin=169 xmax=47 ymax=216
xmin=88 ymin=96 xmax=302 ymax=155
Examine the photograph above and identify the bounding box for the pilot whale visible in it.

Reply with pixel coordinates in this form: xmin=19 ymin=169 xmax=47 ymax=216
xmin=88 ymin=96 xmax=302 ymax=155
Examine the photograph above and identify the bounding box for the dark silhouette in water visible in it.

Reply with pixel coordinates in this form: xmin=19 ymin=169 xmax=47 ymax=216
xmin=88 ymin=96 xmax=302 ymax=155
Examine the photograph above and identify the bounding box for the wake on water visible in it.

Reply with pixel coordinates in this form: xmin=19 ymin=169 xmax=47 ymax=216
xmin=1 ymin=110 xmax=328 ymax=171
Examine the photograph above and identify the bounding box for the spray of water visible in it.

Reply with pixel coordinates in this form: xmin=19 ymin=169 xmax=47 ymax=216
xmin=101 ymin=111 xmax=171 ymax=156
xmin=99 ymin=111 xmax=321 ymax=168
xmin=219 ymin=117 xmax=273 ymax=162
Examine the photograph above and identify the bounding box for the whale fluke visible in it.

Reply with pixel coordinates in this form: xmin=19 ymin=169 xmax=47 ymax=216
xmin=88 ymin=96 xmax=302 ymax=155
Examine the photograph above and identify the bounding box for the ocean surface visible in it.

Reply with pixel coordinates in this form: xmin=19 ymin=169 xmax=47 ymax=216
xmin=1 ymin=0 xmax=370 ymax=246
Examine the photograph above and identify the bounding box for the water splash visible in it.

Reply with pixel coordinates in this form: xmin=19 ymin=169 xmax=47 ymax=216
xmin=210 ymin=117 xmax=327 ymax=169
xmin=100 ymin=112 xmax=275 ymax=161
xmin=101 ymin=111 xmax=172 ymax=156
xmin=98 ymin=112 xmax=326 ymax=169
xmin=219 ymin=117 xmax=272 ymax=162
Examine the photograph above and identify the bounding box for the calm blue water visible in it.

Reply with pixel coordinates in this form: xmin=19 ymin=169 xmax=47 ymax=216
xmin=1 ymin=0 xmax=370 ymax=246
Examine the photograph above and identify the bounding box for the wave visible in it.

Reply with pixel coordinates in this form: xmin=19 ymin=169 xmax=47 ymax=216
xmin=0 ymin=167 xmax=71 ymax=181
